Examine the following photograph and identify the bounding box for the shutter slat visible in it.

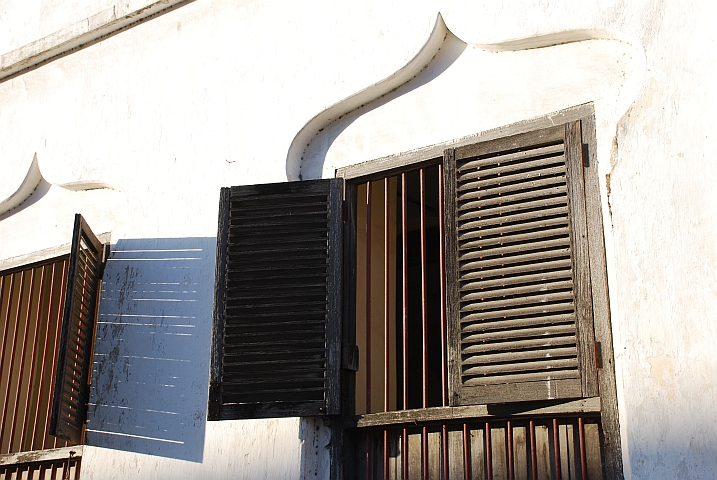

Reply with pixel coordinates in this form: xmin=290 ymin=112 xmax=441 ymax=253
xmin=462 ymin=334 xmax=577 ymax=354
xmin=457 ymin=194 xmax=567 ymax=222
xmin=461 ymin=303 xmax=575 ymax=324
xmin=462 ymin=322 xmax=576 ymax=340
xmin=210 ymin=179 xmax=342 ymax=420
xmin=461 ymin=280 xmax=574 ymax=302
xmin=458 ymin=185 xmax=568 ymax=212
xmin=462 ymin=357 xmax=579 ymax=376
xmin=460 ymin=226 xmax=571 ymax=250
xmin=457 ymin=175 xmax=567 ymax=202
xmin=457 ymin=151 xmax=565 ymax=182
xmin=460 ymin=258 xmax=573 ymax=282
xmin=459 ymin=237 xmax=571 ymax=261
xmin=457 ymin=143 xmax=564 ymax=172
xmin=461 ymin=270 xmax=573 ymax=292
xmin=462 ymin=345 xmax=578 ymax=364
xmin=459 ymin=247 xmax=571 ymax=271
xmin=462 ymin=369 xmax=580 ymax=387
xmin=460 ymin=291 xmax=574 ymax=313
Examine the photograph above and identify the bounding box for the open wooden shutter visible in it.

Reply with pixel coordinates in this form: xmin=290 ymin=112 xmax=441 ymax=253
xmin=50 ymin=214 xmax=106 ymax=442
xmin=445 ymin=121 xmax=598 ymax=406
xmin=209 ymin=179 xmax=343 ymax=420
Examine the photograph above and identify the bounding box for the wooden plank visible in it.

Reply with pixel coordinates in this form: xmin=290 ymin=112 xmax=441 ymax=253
xmin=469 ymin=426 xmax=485 ymax=480
xmin=580 ymin=112 xmax=624 ymax=480
xmin=564 ymin=121 xmax=599 ymax=399
xmin=457 ymin=143 xmax=564 ymax=171
xmin=349 ymin=398 xmax=600 ymax=428
xmin=326 ymin=178 xmax=344 ymax=415
xmin=448 ymin=427 xmax=463 ymax=480
xmin=585 ymin=422 xmax=604 ymax=480
xmin=513 ymin=425 xmax=528 ymax=480
xmin=427 ymin=429 xmax=441 ymax=480
xmin=491 ymin=424 xmax=507 ymax=480
xmin=535 ymin=424 xmax=551 ymax=480
xmin=408 ymin=429 xmax=422 ymax=480
xmin=455 ymin=125 xmax=565 ymax=161
xmin=443 ymin=148 xmax=461 ymax=408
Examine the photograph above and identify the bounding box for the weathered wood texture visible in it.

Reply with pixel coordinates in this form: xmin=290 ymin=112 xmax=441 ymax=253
xmin=210 ymin=179 xmax=344 ymax=419
xmin=354 ymin=416 xmax=604 ymax=480
xmin=349 ymin=397 xmax=600 ymax=428
xmin=50 ymin=214 xmax=105 ymax=443
xmin=446 ymin=124 xmax=597 ymax=405
xmin=579 ymin=113 xmax=624 ymax=480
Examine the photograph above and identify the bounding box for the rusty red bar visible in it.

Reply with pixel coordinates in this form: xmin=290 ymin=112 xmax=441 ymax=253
xmin=422 ymin=426 xmax=428 ymax=480
xmin=383 ymin=429 xmax=389 ymax=480
xmin=384 ymin=177 xmax=390 ymax=414
xmin=442 ymin=425 xmax=449 ymax=480
xmin=530 ymin=420 xmax=538 ymax=480
xmin=419 ymin=168 xmax=428 ymax=410
xmin=401 ymin=173 xmax=408 ymax=411
xmin=579 ymin=417 xmax=588 ymax=480
xmin=507 ymin=420 xmax=515 ymax=480
xmin=403 ymin=428 xmax=409 ymax=480
xmin=1 ymin=270 xmax=25 ymax=453
xmin=553 ymin=418 xmax=562 ymax=480
xmin=438 ymin=164 xmax=448 ymax=407
xmin=463 ymin=423 xmax=471 ymax=480
xmin=9 ymin=267 xmax=36 ymax=452
xmin=485 ymin=422 xmax=493 ymax=480
xmin=366 ymin=181 xmax=372 ymax=414
xmin=21 ymin=265 xmax=47 ymax=451
xmin=0 ymin=273 xmax=14 ymax=391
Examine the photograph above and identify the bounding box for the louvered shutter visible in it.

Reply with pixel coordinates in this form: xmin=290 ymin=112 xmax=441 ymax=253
xmin=444 ymin=122 xmax=598 ymax=405
xmin=50 ymin=214 xmax=106 ymax=442
xmin=209 ymin=179 xmax=343 ymax=420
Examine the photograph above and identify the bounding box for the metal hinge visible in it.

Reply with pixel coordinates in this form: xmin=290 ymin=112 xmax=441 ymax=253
xmin=342 ymin=200 xmax=348 ymax=223
xmin=342 ymin=344 xmax=359 ymax=371
xmin=594 ymin=341 xmax=603 ymax=369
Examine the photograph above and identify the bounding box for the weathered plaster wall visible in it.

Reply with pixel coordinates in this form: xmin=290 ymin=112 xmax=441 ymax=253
xmin=0 ymin=0 xmax=716 ymax=478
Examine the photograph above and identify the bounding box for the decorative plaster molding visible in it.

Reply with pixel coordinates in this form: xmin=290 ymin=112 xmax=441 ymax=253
xmin=0 ymin=153 xmax=116 ymax=217
xmin=0 ymin=0 xmax=194 ymax=83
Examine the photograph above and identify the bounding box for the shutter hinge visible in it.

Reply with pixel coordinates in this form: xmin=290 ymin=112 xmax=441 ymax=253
xmin=342 ymin=200 xmax=348 ymax=223
xmin=594 ymin=341 xmax=603 ymax=369
xmin=342 ymin=344 xmax=359 ymax=371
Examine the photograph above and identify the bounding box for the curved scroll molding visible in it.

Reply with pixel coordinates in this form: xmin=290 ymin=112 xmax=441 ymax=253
xmin=286 ymin=13 xmax=449 ymax=181
xmin=286 ymin=16 xmax=643 ymax=181
xmin=0 ymin=153 xmax=117 ymax=216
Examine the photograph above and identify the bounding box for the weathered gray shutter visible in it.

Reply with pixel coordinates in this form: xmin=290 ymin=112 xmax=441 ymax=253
xmin=50 ymin=214 xmax=106 ymax=442
xmin=209 ymin=179 xmax=343 ymax=420
xmin=444 ymin=122 xmax=598 ymax=405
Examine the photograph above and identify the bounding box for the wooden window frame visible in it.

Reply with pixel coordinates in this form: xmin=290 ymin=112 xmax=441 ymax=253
xmin=335 ymin=103 xmax=623 ymax=480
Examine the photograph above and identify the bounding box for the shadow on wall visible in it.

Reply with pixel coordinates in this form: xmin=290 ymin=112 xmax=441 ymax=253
xmin=86 ymin=237 xmax=215 ymax=463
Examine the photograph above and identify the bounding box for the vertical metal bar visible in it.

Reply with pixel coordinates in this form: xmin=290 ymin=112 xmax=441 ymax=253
xmin=463 ymin=423 xmax=471 ymax=480
xmin=402 ymin=428 xmax=408 ymax=480
xmin=578 ymin=417 xmax=588 ymax=480
xmin=47 ymin=259 xmax=69 ymax=449
xmin=507 ymin=420 xmax=515 ymax=480
xmin=530 ymin=420 xmax=538 ymax=480
xmin=1 ymin=270 xmax=25 ymax=453
xmin=422 ymin=426 xmax=428 ymax=480
xmin=21 ymin=265 xmax=47 ymax=451
xmin=10 ymin=267 xmax=36 ymax=452
xmin=384 ymin=177 xmax=390 ymax=414
xmin=34 ymin=263 xmax=56 ymax=448
xmin=438 ymin=164 xmax=448 ymax=407
xmin=419 ymin=168 xmax=428 ymax=410
xmin=366 ymin=181 xmax=373 ymax=414
xmin=401 ymin=173 xmax=408 ymax=411
xmin=442 ymin=424 xmax=449 ymax=480
xmin=0 ymin=274 xmax=5 ymax=359
xmin=384 ymin=429 xmax=389 ymax=480
xmin=485 ymin=422 xmax=493 ymax=480
xmin=553 ymin=418 xmax=562 ymax=480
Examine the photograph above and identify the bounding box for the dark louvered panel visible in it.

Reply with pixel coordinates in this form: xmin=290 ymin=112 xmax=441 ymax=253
xmin=447 ymin=124 xmax=593 ymax=405
xmin=210 ymin=179 xmax=343 ymax=420
xmin=50 ymin=215 xmax=105 ymax=442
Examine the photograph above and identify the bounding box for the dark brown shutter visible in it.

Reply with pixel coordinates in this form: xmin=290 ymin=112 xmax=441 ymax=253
xmin=445 ymin=122 xmax=598 ymax=406
xmin=209 ymin=179 xmax=343 ymax=420
xmin=50 ymin=214 xmax=106 ymax=441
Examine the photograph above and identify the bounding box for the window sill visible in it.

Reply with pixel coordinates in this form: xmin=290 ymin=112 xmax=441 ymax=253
xmin=0 ymin=445 xmax=83 ymax=466
xmin=347 ymin=397 xmax=600 ymax=428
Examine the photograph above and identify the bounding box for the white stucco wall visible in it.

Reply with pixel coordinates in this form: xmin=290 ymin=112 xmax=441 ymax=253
xmin=1 ymin=0 xmax=716 ymax=478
